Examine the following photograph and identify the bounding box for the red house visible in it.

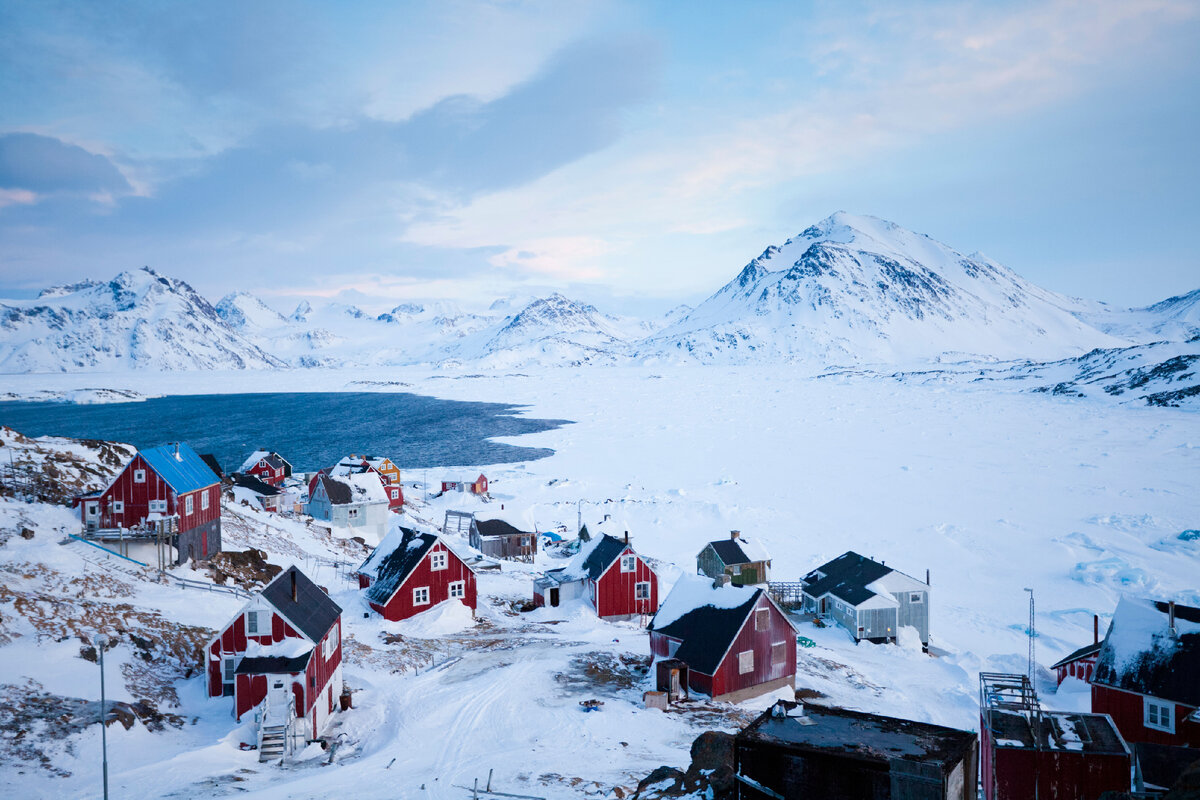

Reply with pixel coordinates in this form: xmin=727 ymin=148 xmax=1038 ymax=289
xmin=440 ymin=474 xmax=488 ymax=496
xmin=1091 ymin=597 xmax=1200 ymax=748
xmin=360 ymin=527 xmax=477 ymax=621
xmin=330 ymin=457 xmax=404 ymax=512
xmin=75 ymin=442 xmax=221 ymax=564
xmin=239 ymin=450 xmax=292 ymax=488
xmin=532 ymin=533 xmax=658 ymax=620
xmin=648 ymin=576 xmax=797 ymax=703
xmin=205 ymin=566 xmax=343 ymax=756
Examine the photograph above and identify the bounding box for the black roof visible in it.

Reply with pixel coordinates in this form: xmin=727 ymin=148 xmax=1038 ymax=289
xmin=315 ymin=473 xmax=351 ymax=504
xmin=199 ymin=453 xmax=224 ymax=479
xmin=581 ymin=534 xmax=629 ymax=580
xmin=801 ymin=551 xmax=892 ymax=606
xmin=232 ymin=473 xmax=282 ymax=496
xmin=365 ymin=527 xmax=437 ymax=606
xmin=235 ymin=651 xmax=313 ymax=675
xmin=1093 ymin=600 xmax=1200 ymax=707
xmin=260 ymin=566 xmax=342 ymax=643
xmin=740 ymin=702 xmax=977 ymax=768
xmin=1133 ymin=742 xmax=1200 ymax=791
xmin=649 ymin=588 xmax=761 ymax=675
xmin=475 ymin=518 xmax=529 ymax=538
xmin=707 ymin=539 xmax=760 ymax=566
xmin=1049 ymin=641 xmax=1102 ymax=670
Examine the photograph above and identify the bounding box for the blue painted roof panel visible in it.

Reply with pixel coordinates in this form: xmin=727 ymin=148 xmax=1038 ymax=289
xmin=140 ymin=443 xmax=221 ymax=494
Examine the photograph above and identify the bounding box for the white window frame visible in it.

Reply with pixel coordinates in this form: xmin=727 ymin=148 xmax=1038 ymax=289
xmin=185 ymin=495 xmax=194 ymax=515
xmin=149 ymin=498 xmax=167 ymax=513
xmin=413 ymin=586 xmax=430 ymax=606
xmin=86 ymin=502 xmax=98 ymax=517
xmin=755 ymin=608 xmax=770 ymax=631
xmin=620 ymin=555 xmax=636 ymax=573
xmin=201 ymin=489 xmax=209 ymax=511
xmin=390 ymin=488 xmax=399 ymax=500
xmin=347 ymin=507 xmax=359 ymax=519
xmin=430 ymin=551 xmax=448 ymax=571
xmin=730 ymin=564 xmax=742 ymax=575
xmin=112 ymin=500 xmax=124 ymax=514
xmin=910 ymin=593 xmax=923 ymax=603
xmin=635 ymin=581 xmax=651 ymax=600
xmin=246 ymin=610 xmax=262 ymax=635
xmin=1145 ymin=697 xmax=1175 ymax=733
xmin=223 ymin=656 xmax=237 ymax=684
xmin=738 ymin=650 xmax=754 ymax=675
xmin=449 ymin=580 xmax=465 ymax=599
xmin=134 ymin=469 xmax=146 ymax=483
xmin=324 ymin=622 xmax=339 ymax=659
xmin=259 ymin=460 xmax=266 ymax=468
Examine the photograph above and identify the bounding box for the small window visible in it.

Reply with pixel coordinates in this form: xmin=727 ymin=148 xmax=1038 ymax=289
xmin=112 ymin=500 xmax=124 ymax=514
xmin=771 ymin=641 xmax=788 ymax=666
xmin=86 ymin=502 xmax=98 ymax=517
xmin=635 ymin=581 xmax=651 ymax=600
xmin=755 ymin=608 xmax=770 ymax=631
xmin=347 ymin=508 xmax=359 ymax=519
xmin=620 ymin=555 xmax=636 ymax=573
xmin=259 ymin=460 xmax=266 ymax=468
xmin=201 ymin=489 xmax=209 ymax=511
xmin=910 ymin=593 xmax=923 ymax=603
xmin=413 ymin=586 xmax=430 ymax=606
xmin=1145 ymin=698 xmax=1175 ymax=733
xmin=185 ymin=495 xmax=194 ymax=515
xmin=738 ymin=650 xmax=754 ymax=675
xmin=246 ymin=610 xmax=261 ymax=634
xmin=149 ymin=499 xmax=167 ymax=513
xmin=324 ymin=622 xmax=340 ymax=659
xmin=134 ymin=469 xmax=146 ymax=483
xmin=520 ymin=536 xmax=530 ymax=547
xmin=390 ymin=488 xmax=399 ymax=499
xmin=430 ymin=551 xmax=448 ymax=571
xmin=449 ymin=580 xmax=465 ymax=599
xmin=730 ymin=564 xmax=742 ymax=575
xmin=223 ymin=657 xmax=237 ymax=683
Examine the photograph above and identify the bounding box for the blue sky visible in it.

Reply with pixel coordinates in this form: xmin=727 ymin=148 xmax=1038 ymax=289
xmin=1 ymin=0 xmax=1197 ymax=314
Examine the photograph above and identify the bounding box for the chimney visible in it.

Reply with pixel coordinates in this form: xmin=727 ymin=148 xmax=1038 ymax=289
xmin=624 ymin=531 xmax=629 ymax=545
xmin=291 ymin=569 xmax=297 ymax=603
xmin=730 ymin=530 xmax=741 ymax=540
xmin=1169 ymin=601 xmax=1177 ymax=637
xmin=926 ymin=569 xmax=930 ymax=586
xmin=174 ymin=442 xmax=181 ymax=459
xmin=1094 ymin=614 xmax=1099 ymax=645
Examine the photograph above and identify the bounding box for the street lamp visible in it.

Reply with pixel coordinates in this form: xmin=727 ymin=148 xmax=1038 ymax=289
xmin=95 ymin=634 xmax=109 ymax=800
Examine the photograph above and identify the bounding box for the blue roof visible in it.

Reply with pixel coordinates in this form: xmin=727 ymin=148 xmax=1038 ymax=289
xmin=140 ymin=443 xmax=221 ymax=494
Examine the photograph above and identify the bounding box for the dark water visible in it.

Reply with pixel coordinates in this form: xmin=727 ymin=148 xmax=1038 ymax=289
xmin=0 ymin=392 xmax=571 ymax=473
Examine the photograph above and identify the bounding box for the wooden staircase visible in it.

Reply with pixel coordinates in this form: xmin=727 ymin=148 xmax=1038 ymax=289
xmin=258 ymin=721 xmax=289 ymax=762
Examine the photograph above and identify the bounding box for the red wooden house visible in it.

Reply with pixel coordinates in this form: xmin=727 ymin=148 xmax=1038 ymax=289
xmin=205 ymin=566 xmax=343 ymax=752
xmin=1091 ymin=597 xmax=1200 ymax=748
xmin=331 ymin=457 xmax=404 ymax=512
xmin=1051 ymin=615 xmax=1104 ymax=686
xmin=359 ymin=527 xmax=477 ymax=621
xmin=239 ymin=451 xmax=292 ymax=488
xmin=532 ymin=533 xmax=658 ymax=620
xmin=75 ymin=442 xmax=221 ymax=564
xmin=648 ymin=575 xmax=797 ymax=703
xmin=440 ymin=474 xmax=488 ymax=495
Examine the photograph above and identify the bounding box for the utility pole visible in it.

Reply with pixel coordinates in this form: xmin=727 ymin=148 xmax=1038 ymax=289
xmin=95 ymin=634 xmax=110 ymax=800
xmin=1024 ymin=588 xmax=1036 ymax=692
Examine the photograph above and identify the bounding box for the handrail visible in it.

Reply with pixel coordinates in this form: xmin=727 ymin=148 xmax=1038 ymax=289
xmin=67 ymin=534 xmax=149 ymax=566
xmin=159 ymin=570 xmax=252 ymax=599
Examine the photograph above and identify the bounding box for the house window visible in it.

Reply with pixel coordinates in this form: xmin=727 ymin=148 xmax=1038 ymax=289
xmin=635 ymin=581 xmax=651 ymax=600
xmin=910 ymin=593 xmax=923 ymax=603
xmin=730 ymin=564 xmax=742 ymax=575
xmin=324 ymin=622 xmax=339 ymax=659
xmin=149 ymin=499 xmax=167 ymax=513
xmin=738 ymin=650 xmax=754 ymax=675
xmin=223 ymin=656 xmax=237 ymax=683
xmin=184 ymin=495 xmax=193 ymax=515
xmin=86 ymin=502 xmax=98 ymax=517
xmin=755 ymin=608 xmax=770 ymax=631
xmin=430 ymin=551 xmax=448 ymax=571
xmin=449 ymin=580 xmax=465 ymax=599
xmin=413 ymin=587 xmax=430 ymax=606
xmin=771 ymin=641 xmax=788 ymax=666
xmin=520 ymin=536 xmax=530 ymax=547
xmin=620 ymin=555 xmax=636 ymax=573
xmin=1145 ymin=698 xmax=1175 ymax=733
xmin=390 ymin=488 xmax=399 ymax=500
xmin=259 ymin=460 xmax=266 ymax=468
xmin=246 ymin=610 xmax=262 ymax=634
xmin=347 ymin=508 xmax=359 ymax=519
xmin=112 ymin=500 xmax=124 ymax=513
xmin=134 ymin=469 xmax=146 ymax=483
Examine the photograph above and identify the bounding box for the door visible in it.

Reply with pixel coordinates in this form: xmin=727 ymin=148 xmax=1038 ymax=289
xmin=549 ymin=587 xmax=560 ymax=607
xmin=201 ymin=532 xmax=208 ymax=558
xmin=819 ymin=598 xmax=827 ymax=615
xmin=669 ymin=669 xmax=680 ymax=700
xmin=86 ymin=502 xmax=99 ymax=530
xmin=267 ymin=677 xmax=292 ymax=720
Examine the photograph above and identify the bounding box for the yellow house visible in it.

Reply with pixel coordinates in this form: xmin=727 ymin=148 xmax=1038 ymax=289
xmin=353 ymin=454 xmax=401 ymax=485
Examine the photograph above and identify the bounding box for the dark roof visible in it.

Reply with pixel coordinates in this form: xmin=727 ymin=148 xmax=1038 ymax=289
xmin=232 ymin=473 xmax=282 ymax=496
xmin=235 ymin=651 xmax=313 ymax=675
xmin=475 ymin=518 xmax=529 ymax=538
xmin=580 ymin=534 xmax=628 ymax=580
xmin=801 ymin=551 xmax=892 ymax=606
xmin=199 ymin=453 xmax=224 ymax=479
xmin=139 ymin=443 xmax=221 ymax=494
xmin=315 ymin=473 xmax=351 ymax=504
xmin=365 ymin=528 xmax=438 ymax=606
xmin=260 ymin=566 xmax=342 ymax=643
xmin=709 ymin=539 xmax=752 ymax=566
xmin=649 ymin=589 xmax=761 ymax=675
xmin=1133 ymin=742 xmax=1200 ymax=791
xmin=984 ymin=708 xmax=1128 ymax=754
xmin=261 ymin=453 xmax=286 ymax=470
xmin=1049 ymin=641 xmax=1102 ymax=670
xmin=740 ymin=702 xmax=977 ymax=769
xmin=1092 ymin=599 xmax=1200 ymax=707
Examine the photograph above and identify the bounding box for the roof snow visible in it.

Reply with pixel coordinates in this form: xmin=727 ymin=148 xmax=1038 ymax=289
xmin=546 ymin=533 xmax=629 ymax=583
xmin=650 ymin=573 xmax=760 ymax=631
xmin=322 ymin=472 xmax=388 ymax=504
xmin=1093 ymin=596 xmax=1200 ymax=707
xmin=707 ymin=535 xmax=771 ymax=565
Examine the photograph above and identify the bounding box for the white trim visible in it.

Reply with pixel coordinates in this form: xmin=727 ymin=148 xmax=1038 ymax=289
xmin=635 ymin=581 xmax=651 ymax=600
xmin=134 ymin=468 xmax=146 ymax=483
xmin=201 ymin=489 xmax=209 ymax=511
xmin=430 ymin=551 xmax=448 ymax=571
xmin=413 ymin=586 xmax=430 ymax=606
xmin=185 ymin=494 xmax=194 ymax=515
xmin=112 ymin=500 xmax=124 ymax=514
xmin=449 ymin=580 xmax=466 ymax=599
xmin=1145 ymin=697 xmax=1176 ymax=733
xmin=738 ymin=650 xmax=754 ymax=674
xmin=620 ymin=554 xmax=636 ymax=573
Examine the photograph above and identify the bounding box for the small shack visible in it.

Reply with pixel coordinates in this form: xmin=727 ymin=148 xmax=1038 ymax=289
xmin=735 ymin=700 xmax=978 ymax=799
xmin=980 ymin=672 xmax=1131 ymax=800
xmin=1050 ymin=614 xmax=1103 ymax=686
xmin=697 ymin=530 xmax=772 ymax=586
xmin=446 ymin=510 xmax=537 ymax=562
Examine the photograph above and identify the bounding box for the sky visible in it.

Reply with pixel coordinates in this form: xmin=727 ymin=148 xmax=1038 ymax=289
xmin=1 ymin=0 xmax=1198 ymax=316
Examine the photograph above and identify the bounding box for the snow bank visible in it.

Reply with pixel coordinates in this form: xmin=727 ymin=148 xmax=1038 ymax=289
xmin=397 ymin=599 xmax=476 ymax=639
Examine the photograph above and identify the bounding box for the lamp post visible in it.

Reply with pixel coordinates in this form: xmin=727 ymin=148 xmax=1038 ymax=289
xmin=95 ymin=634 xmax=109 ymax=800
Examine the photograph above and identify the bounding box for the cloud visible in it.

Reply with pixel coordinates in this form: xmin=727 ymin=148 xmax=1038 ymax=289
xmin=0 ymin=133 xmax=131 ymax=195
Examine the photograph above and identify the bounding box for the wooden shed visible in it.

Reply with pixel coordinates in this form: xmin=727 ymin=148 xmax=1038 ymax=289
xmin=697 ymin=530 xmax=772 ymax=586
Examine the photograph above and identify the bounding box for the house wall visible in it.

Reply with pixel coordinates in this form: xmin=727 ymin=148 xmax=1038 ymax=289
xmin=729 ymin=560 xmax=769 ymax=586
xmin=1091 ymin=684 xmax=1200 ymax=748
xmin=478 ymin=533 xmax=537 ymax=562
xmin=895 ymin=589 xmax=930 ymax=644
xmin=206 ymin=598 xmax=305 ymax=699
xmin=711 ymin=596 xmax=796 ymax=699
xmin=302 ymin=622 xmax=342 ymax=735
xmin=594 ymin=548 xmax=658 ymax=619
xmin=857 ymin=606 xmax=899 ymax=641
xmin=370 ymin=543 xmax=477 ymax=622
xmin=696 ymin=545 xmax=725 ymax=580
xmin=1057 ymin=655 xmax=1097 ymax=685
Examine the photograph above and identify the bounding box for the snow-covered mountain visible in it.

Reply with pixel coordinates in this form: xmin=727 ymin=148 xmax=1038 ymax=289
xmin=214 ymin=291 xmax=287 ymax=331
xmin=0 ymin=268 xmax=283 ymax=372
xmin=1078 ymin=288 xmax=1200 ymax=344
xmin=638 ymin=212 xmax=1127 ymax=366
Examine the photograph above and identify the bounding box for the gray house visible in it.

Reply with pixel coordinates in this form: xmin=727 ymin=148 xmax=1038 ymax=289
xmin=801 ymin=551 xmax=930 ymax=647
xmin=696 ymin=530 xmax=772 ymax=586
xmin=445 ymin=510 xmax=537 ymax=562
xmin=306 ymin=472 xmax=391 ymax=543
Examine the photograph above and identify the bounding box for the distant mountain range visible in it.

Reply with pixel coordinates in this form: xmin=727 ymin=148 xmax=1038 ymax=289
xmin=3 ymin=213 xmax=1198 ymax=381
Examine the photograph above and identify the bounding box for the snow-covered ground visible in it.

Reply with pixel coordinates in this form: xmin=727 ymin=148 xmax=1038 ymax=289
xmin=1 ymin=366 xmax=1197 ymax=798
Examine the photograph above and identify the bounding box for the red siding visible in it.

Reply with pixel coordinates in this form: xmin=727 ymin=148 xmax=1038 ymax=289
xmin=303 ymin=620 xmax=342 ymax=716
xmin=981 ymin=721 xmax=1130 ymax=800
xmin=710 ymin=595 xmax=796 ymax=698
xmin=1092 ymin=684 xmax=1200 ymax=748
xmin=83 ymin=453 xmax=220 ymax=536
xmin=1056 ymin=655 xmax=1097 ymax=685
xmin=649 ymin=631 xmax=675 ymax=659
xmin=369 ymin=542 xmax=477 ymax=622
xmin=206 ymin=607 xmax=304 ymax=699
xmin=594 ymin=548 xmax=658 ymax=619
xmin=246 ymin=460 xmax=284 ymax=487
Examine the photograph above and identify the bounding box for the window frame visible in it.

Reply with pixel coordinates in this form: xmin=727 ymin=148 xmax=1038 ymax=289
xmin=200 ymin=489 xmax=210 ymax=511
xmin=755 ymin=608 xmax=770 ymax=631
xmin=449 ymin=580 xmax=466 ymax=599
xmin=738 ymin=650 xmax=754 ymax=675
xmin=223 ymin=656 xmax=238 ymax=684
xmin=149 ymin=498 xmax=167 ymax=513
xmin=1145 ymin=697 xmax=1175 ymax=733
xmin=413 ymin=586 xmax=430 ymax=606
xmin=184 ymin=495 xmax=194 ymax=515
xmin=111 ymin=500 xmax=124 ymax=514
xmin=910 ymin=592 xmax=923 ymax=603
xmin=430 ymin=551 xmax=448 ymax=571
xmin=390 ymin=488 xmax=399 ymax=500
xmin=246 ymin=610 xmax=261 ymax=635
xmin=635 ymin=581 xmax=651 ymax=600
xmin=324 ymin=622 xmax=340 ymax=659
xmin=771 ymin=641 xmax=788 ymax=666
xmin=133 ymin=469 xmax=146 ymax=483
xmin=620 ymin=554 xmax=637 ymax=573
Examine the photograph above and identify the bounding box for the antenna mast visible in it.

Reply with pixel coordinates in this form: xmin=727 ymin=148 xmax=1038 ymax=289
xmin=1024 ymin=588 xmax=1036 ymax=689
